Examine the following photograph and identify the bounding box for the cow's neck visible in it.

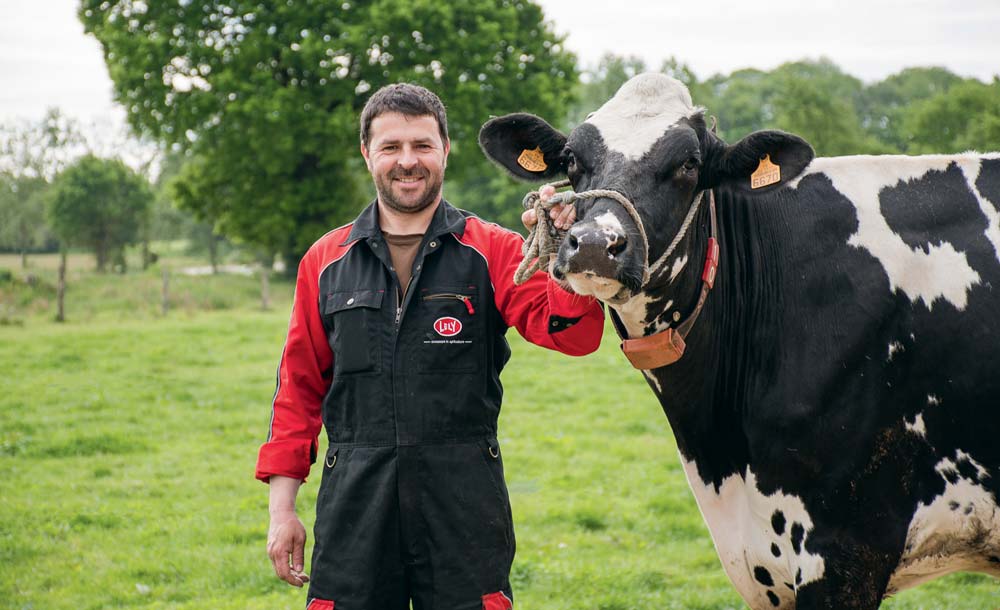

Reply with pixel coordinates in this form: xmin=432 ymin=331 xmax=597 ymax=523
xmin=612 ymin=187 xmax=781 ymax=487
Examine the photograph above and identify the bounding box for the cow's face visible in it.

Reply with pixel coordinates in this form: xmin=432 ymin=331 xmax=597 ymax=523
xmin=480 ymin=73 xmax=813 ymax=309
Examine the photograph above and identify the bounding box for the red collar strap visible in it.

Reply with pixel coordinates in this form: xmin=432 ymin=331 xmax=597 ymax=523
xmin=612 ymin=189 xmax=719 ymax=370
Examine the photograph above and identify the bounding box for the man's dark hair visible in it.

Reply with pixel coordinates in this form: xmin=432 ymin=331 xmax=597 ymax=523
xmin=359 ymin=83 xmax=449 ymax=148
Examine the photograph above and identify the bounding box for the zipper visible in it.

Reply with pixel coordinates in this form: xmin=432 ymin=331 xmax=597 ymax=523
xmin=396 ymin=277 xmax=414 ymax=326
xmin=423 ymin=293 xmax=475 ymax=315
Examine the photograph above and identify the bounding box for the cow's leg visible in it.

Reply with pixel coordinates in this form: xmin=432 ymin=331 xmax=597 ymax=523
xmin=792 ymin=538 xmax=897 ymax=609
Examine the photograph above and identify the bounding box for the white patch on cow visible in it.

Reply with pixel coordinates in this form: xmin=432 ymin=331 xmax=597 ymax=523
xmin=959 ymin=155 xmax=1000 ymax=265
xmin=792 ymin=155 xmax=985 ymax=310
xmin=593 ymin=211 xmax=626 ymax=258
xmin=887 ymin=341 xmax=904 ymax=362
xmin=889 ymin=454 xmax=1000 ymax=594
xmin=642 ymin=370 xmax=663 ymax=393
xmin=681 ymin=458 xmax=825 ymax=609
xmin=564 ymin=273 xmax=625 ymax=302
xmin=585 ymin=73 xmax=697 ymax=161
xmin=928 ymin=394 xmax=942 ymax=406
xmin=612 ymin=294 xmax=677 ymax=339
xmin=668 ymin=254 xmax=689 ymax=283
xmin=905 ymin=412 xmax=927 ymax=437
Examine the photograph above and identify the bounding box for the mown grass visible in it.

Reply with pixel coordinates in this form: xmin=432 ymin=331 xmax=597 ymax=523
xmin=0 ymin=261 xmax=996 ymax=609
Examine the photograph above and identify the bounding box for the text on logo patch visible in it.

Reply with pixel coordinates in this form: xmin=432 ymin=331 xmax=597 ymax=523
xmin=433 ymin=317 xmax=463 ymax=337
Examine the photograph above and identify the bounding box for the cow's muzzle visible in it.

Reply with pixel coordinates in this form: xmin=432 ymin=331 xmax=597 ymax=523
xmin=555 ymin=206 xmax=645 ymax=303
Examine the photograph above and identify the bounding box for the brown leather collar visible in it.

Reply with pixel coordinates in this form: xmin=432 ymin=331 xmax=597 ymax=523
xmin=611 ymin=188 xmax=719 ymax=369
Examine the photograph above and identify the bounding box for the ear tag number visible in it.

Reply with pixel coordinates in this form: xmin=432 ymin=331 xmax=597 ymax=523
xmin=751 ymin=154 xmax=781 ymax=189
xmin=517 ymin=147 xmax=548 ymax=172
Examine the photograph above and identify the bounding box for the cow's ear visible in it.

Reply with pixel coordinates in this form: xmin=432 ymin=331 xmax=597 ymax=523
xmin=479 ymin=113 xmax=569 ymax=182
xmin=702 ymin=130 xmax=814 ymax=193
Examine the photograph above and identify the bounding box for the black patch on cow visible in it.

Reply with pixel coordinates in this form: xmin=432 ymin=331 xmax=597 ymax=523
xmin=949 ymin=500 xmax=960 ymax=511
xmin=943 ymin=468 xmax=960 ymax=485
xmin=767 ymin=590 xmax=781 ymax=607
xmin=964 ymin=504 xmax=974 ymax=515
xmin=879 ymin=163 xmax=985 ymax=256
xmin=790 ymin=522 xmax=805 ymax=554
xmin=771 ymin=542 xmax=781 ymax=557
xmin=795 ymin=568 xmax=802 ymax=585
xmin=771 ymin=510 xmax=786 ymax=535
xmin=975 ymin=159 xmax=1000 ymax=216
xmin=754 ymin=565 xmax=775 ymax=586
xmin=785 ymin=582 xmax=795 ymax=591
xmin=955 ymin=454 xmax=983 ymax=482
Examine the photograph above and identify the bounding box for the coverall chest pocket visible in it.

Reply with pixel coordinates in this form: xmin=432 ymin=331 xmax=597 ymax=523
xmin=418 ymin=286 xmax=483 ymax=373
xmin=324 ymin=290 xmax=384 ymax=375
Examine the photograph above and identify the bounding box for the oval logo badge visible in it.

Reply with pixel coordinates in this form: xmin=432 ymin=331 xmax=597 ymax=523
xmin=434 ymin=316 xmax=462 ymax=337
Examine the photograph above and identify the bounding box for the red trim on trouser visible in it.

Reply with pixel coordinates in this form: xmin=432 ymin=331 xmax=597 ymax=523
xmin=482 ymin=591 xmax=513 ymax=610
xmin=307 ymin=599 xmax=334 ymax=610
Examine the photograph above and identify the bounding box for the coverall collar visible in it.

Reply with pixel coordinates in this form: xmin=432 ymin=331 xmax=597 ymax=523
xmin=344 ymin=198 xmax=468 ymax=246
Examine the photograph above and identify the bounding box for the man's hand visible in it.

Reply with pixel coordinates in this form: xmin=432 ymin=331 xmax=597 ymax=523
xmin=521 ymin=184 xmax=577 ymax=231
xmin=267 ymin=509 xmax=310 ymax=587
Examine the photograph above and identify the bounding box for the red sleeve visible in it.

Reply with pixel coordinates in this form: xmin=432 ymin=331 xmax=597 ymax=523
xmin=460 ymin=217 xmax=604 ymax=356
xmin=255 ymin=246 xmax=334 ymax=483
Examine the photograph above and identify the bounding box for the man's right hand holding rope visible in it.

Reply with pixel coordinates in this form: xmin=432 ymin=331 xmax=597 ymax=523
xmin=521 ymin=184 xmax=577 ymax=233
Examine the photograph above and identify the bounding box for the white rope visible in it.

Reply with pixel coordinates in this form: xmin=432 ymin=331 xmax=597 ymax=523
xmin=515 ymin=181 xmax=651 ymax=285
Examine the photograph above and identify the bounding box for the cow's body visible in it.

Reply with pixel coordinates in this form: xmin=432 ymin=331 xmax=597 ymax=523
xmin=480 ymin=74 xmax=1000 ymax=609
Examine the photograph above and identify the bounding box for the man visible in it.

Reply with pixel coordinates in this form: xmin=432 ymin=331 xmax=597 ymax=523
xmin=256 ymin=83 xmax=604 ymax=610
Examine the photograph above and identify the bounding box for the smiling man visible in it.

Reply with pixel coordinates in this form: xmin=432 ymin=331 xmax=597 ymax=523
xmin=256 ymin=83 xmax=605 ymax=610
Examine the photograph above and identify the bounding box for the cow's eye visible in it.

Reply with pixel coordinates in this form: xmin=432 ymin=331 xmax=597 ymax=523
xmin=566 ymin=151 xmax=578 ymax=173
xmin=682 ymin=158 xmax=699 ymax=173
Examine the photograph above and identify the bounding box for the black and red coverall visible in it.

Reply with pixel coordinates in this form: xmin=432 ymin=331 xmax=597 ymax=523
xmin=256 ymin=200 xmax=604 ymax=610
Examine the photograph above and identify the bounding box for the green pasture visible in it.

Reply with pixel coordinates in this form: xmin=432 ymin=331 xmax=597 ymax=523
xmin=0 ymin=258 xmax=996 ymax=609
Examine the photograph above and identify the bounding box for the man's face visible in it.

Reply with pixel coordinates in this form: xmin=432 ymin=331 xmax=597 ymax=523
xmin=362 ymin=112 xmax=450 ymax=215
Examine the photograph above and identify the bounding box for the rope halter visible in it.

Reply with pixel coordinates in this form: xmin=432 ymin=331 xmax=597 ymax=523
xmin=514 ymin=179 xmax=652 ymax=286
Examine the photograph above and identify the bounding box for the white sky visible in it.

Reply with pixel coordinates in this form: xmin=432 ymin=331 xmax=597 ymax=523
xmin=1 ymin=0 xmax=998 ymax=127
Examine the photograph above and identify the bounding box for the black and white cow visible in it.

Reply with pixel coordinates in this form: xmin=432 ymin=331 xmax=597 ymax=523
xmin=479 ymin=73 xmax=1000 ymax=609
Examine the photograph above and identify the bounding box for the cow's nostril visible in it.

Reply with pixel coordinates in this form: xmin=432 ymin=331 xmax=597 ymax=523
xmin=608 ymin=236 xmax=627 ymax=257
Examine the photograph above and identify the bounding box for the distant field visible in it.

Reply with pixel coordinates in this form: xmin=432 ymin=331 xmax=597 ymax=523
xmin=0 ymin=266 xmax=996 ymax=609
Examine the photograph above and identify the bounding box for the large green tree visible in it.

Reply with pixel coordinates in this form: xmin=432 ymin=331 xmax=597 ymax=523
xmin=47 ymin=155 xmax=153 ymax=272
xmin=80 ymin=0 xmax=577 ymax=269
xmin=901 ymin=79 xmax=1000 ymax=154
xmin=859 ymin=67 xmax=963 ymax=152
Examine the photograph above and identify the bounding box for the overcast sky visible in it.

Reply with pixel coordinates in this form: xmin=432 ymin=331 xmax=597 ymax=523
xmin=2 ymin=0 xmax=998 ymax=127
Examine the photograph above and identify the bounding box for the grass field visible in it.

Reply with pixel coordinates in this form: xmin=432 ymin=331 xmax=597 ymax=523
xmin=1 ymin=257 xmax=997 ymax=609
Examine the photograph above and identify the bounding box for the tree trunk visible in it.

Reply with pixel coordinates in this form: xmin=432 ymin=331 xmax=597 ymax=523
xmin=209 ymin=234 xmax=219 ymax=275
xmin=142 ymin=238 xmax=151 ymax=271
xmin=96 ymin=242 xmax=107 ymax=272
xmin=20 ymin=249 xmax=27 ymax=269
xmin=161 ymin=266 xmax=170 ymax=316
xmin=260 ymin=264 xmax=271 ymax=311
xmin=56 ymin=250 xmax=67 ymax=323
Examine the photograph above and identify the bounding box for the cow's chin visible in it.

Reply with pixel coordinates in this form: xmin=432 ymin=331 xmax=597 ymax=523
xmin=564 ymin=273 xmax=633 ymax=305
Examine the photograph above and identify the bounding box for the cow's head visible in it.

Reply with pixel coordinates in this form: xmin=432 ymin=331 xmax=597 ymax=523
xmin=479 ymin=73 xmax=814 ymax=315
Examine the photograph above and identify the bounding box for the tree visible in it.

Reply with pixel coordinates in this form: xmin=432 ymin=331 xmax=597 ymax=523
xmin=0 ymin=174 xmax=51 ymax=267
xmin=80 ymin=0 xmax=578 ymax=270
xmin=768 ymin=64 xmax=887 ymax=156
xmin=859 ymin=67 xmax=963 ymax=152
xmin=901 ymin=79 xmax=1000 ymax=154
xmin=47 ymin=155 xmax=153 ymax=272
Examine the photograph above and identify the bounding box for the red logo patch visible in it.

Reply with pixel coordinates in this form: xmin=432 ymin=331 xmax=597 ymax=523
xmin=433 ymin=316 xmax=462 ymax=337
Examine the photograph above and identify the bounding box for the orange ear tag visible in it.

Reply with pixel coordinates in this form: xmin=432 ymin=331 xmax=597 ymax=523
xmin=751 ymin=154 xmax=781 ymax=189
xmin=517 ymin=147 xmax=548 ymax=172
